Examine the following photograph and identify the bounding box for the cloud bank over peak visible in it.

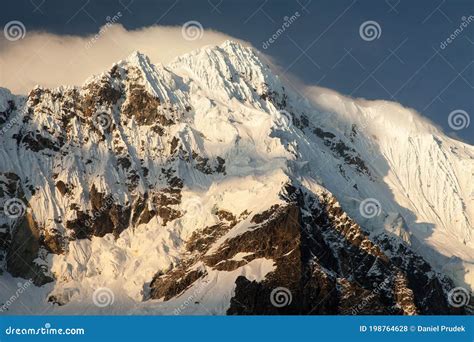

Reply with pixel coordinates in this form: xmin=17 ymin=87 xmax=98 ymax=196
xmin=0 ymin=23 xmax=249 ymax=94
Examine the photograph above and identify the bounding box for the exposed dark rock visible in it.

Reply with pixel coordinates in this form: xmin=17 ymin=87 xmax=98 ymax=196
xmin=186 ymin=224 xmax=230 ymax=254
xmin=81 ymin=76 xmax=123 ymax=117
xmin=150 ymin=267 xmax=206 ymax=301
xmin=16 ymin=131 xmax=60 ymax=152
xmin=258 ymin=83 xmax=287 ymax=109
xmin=117 ymin=157 xmax=132 ymax=169
xmin=0 ymin=100 xmax=16 ymax=126
xmin=250 ymin=204 xmax=280 ymax=224
xmin=6 ymin=212 xmax=53 ymax=286
xmin=313 ymin=127 xmax=336 ymax=140
xmin=164 ymin=184 xmax=461 ymax=315
xmin=55 ymin=181 xmax=74 ymax=196
xmin=312 ymin=127 xmax=370 ymax=176
xmin=55 ymin=181 xmax=67 ymax=196
xmin=42 ymin=229 xmax=64 ymax=255
xmin=66 ymin=185 xmax=131 ymax=239
xmin=170 ymin=137 xmax=179 ymax=155
xmin=121 ymin=71 xmax=174 ymax=126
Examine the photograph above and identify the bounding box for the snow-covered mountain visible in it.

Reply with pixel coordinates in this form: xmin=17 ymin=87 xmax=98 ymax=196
xmin=0 ymin=41 xmax=472 ymax=314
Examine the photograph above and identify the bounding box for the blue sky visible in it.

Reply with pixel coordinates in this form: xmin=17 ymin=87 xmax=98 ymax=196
xmin=1 ymin=0 xmax=473 ymax=143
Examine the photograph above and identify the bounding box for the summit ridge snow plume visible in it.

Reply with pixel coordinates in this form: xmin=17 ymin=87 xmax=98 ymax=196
xmin=0 ymin=41 xmax=472 ymax=315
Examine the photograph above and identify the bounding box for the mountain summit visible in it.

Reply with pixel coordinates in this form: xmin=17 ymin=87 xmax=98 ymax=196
xmin=0 ymin=41 xmax=472 ymax=314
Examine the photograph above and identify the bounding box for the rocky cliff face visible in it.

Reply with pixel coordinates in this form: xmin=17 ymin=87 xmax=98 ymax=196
xmin=150 ymin=185 xmax=461 ymax=315
xmin=0 ymin=41 xmax=471 ymax=314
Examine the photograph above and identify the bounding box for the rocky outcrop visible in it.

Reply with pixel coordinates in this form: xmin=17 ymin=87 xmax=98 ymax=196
xmin=148 ymin=183 xmax=463 ymax=315
xmin=6 ymin=212 xmax=53 ymax=286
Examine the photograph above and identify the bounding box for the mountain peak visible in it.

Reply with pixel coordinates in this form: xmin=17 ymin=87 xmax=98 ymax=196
xmin=124 ymin=50 xmax=153 ymax=67
xmin=1 ymin=36 xmax=472 ymax=315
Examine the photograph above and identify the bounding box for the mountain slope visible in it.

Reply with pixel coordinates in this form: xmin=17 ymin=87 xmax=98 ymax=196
xmin=0 ymin=41 xmax=472 ymax=314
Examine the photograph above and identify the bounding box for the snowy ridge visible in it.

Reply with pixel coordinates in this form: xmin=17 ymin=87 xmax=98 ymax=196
xmin=0 ymin=41 xmax=472 ymax=314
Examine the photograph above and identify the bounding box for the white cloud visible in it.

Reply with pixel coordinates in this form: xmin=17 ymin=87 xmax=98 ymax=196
xmin=0 ymin=23 xmax=450 ymax=142
xmin=0 ymin=23 xmax=249 ymax=94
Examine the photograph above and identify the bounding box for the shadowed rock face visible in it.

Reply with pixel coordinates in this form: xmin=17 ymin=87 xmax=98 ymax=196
xmin=148 ymin=184 xmax=463 ymax=315
xmin=0 ymin=172 xmax=51 ymax=285
xmin=6 ymin=212 xmax=53 ymax=286
xmin=0 ymin=61 xmax=226 ymax=286
xmin=65 ymin=185 xmax=131 ymax=239
xmin=226 ymin=194 xmax=461 ymax=315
